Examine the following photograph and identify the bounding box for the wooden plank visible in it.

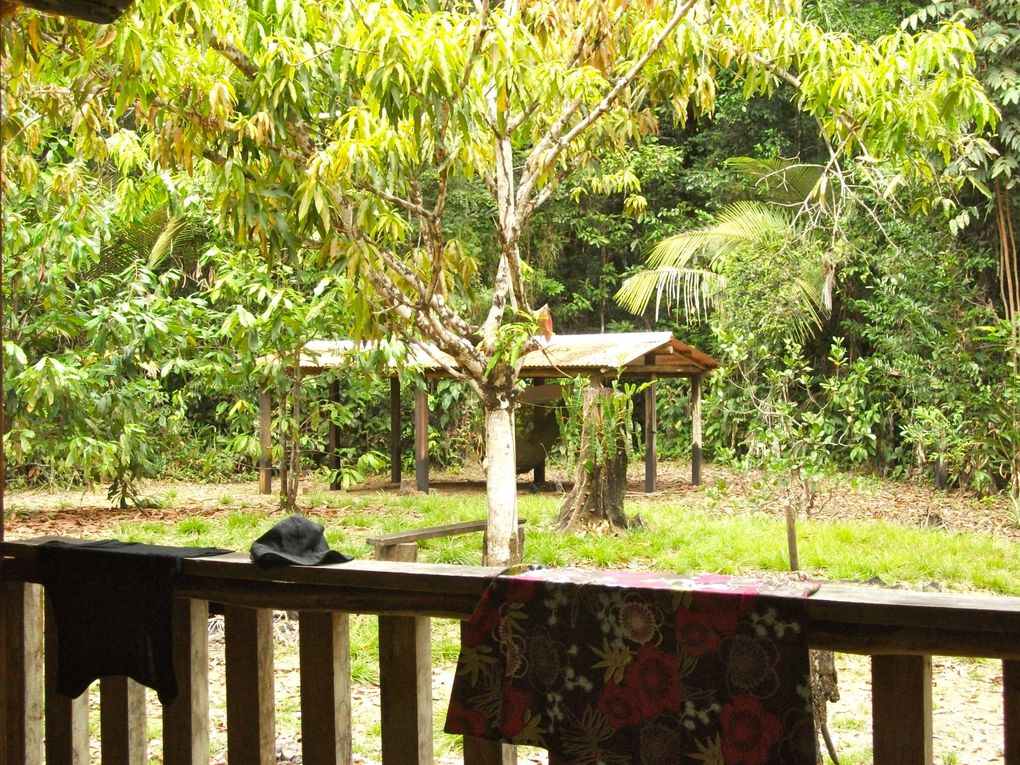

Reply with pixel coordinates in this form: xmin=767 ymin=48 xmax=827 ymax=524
xmin=1 ymin=581 xmax=44 ymax=765
xmin=872 ymin=654 xmax=932 ymax=765
xmin=414 ymin=382 xmax=429 ymax=493
xmin=328 ymin=380 xmax=342 ymax=490
xmin=100 ymin=676 xmax=147 ymax=765
xmin=367 ymin=519 xmax=527 ymax=549
xmin=258 ymin=391 xmax=273 ymax=495
xmin=690 ymin=374 xmax=702 ymax=486
xmin=644 ymin=379 xmax=657 ymax=493
xmin=44 ymin=599 xmax=88 ymax=765
xmin=377 ymin=542 xmax=432 ymax=765
xmin=390 ymin=376 xmax=401 ymax=485
xmin=224 ymin=606 xmax=276 ymax=765
xmin=299 ymin=611 xmax=352 ymax=765
xmin=163 ymin=598 xmax=209 ymax=765
xmin=1006 ymin=659 xmax=1020 ymax=765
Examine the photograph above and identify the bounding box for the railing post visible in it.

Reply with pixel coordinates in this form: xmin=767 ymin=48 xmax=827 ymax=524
xmin=100 ymin=677 xmax=147 ymax=765
xmin=44 ymin=599 xmax=88 ymax=765
xmin=376 ymin=542 xmax=432 ymax=764
xmin=460 ymin=622 xmax=515 ymax=765
xmin=224 ymin=605 xmax=276 ymax=765
xmin=1 ymin=581 xmax=44 ymax=764
xmin=299 ymin=611 xmax=352 ymax=765
xmin=164 ymin=598 xmax=209 ymax=765
xmin=872 ymin=654 xmax=933 ymax=765
xmin=1006 ymin=659 xmax=1020 ymax=765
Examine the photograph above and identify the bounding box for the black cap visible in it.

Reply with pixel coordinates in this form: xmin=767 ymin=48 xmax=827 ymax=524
xmin=250 ymin=515 xmax=352 ymax=567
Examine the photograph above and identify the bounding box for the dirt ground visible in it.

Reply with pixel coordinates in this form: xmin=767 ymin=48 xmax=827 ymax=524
xmin=4 ymin=462 xmax=1016 ymax=764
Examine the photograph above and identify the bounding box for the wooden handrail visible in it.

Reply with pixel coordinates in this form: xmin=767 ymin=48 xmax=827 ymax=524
xmin=3 ymin=537 xmax=1020 ymax=765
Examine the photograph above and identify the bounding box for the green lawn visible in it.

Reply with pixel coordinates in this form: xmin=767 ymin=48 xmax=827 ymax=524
xmin=104 ymin=489 xmax=1020 ymax=596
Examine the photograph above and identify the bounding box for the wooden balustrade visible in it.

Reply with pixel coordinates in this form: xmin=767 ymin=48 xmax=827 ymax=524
xmin=2 ymin=539 xmax=1020 ymax=765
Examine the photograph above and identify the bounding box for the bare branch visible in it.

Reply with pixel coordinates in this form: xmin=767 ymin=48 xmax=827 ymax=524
xmin=360 ymin=180 xmax=436 ymax=220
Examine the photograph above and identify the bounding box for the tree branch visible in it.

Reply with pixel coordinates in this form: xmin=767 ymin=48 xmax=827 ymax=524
xmin=515 ymin=0 xmax=697 ymax=218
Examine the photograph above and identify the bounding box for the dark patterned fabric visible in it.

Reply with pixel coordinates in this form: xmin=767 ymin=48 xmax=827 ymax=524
xmin=446 ymin=568 xmax=818 ymax=765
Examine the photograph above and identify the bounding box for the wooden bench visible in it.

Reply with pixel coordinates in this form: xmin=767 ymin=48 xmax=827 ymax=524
xmin=366 ymin=519 xmax=527 ymax=563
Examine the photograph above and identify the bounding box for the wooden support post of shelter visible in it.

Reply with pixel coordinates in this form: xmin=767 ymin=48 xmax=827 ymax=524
xmin=327 ymin=379 xmax=341 ymax=491
xmin=390 ymin=377 xmax=401 ymax=485
xmin=691 ymin=373 xmax=703 ymax=487
xmin=258 ymin=391 xmax=273 ymax=495
xmin=644 ymin=377 xmax=657 ymax=493
xmin=414 ymin=382 xmax=429 ymax=493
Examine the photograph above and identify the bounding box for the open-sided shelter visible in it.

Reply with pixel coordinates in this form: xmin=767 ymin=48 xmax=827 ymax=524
xmin=257 ymin=331 xmax=720 ymax=495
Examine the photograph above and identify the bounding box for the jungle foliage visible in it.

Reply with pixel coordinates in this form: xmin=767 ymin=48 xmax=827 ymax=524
xmin=0 ymin=0 xmax=1016 ymax=515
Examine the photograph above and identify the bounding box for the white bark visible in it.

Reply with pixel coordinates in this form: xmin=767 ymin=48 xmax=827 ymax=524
xmin=483 ymin=405 xmax=519 ymax=566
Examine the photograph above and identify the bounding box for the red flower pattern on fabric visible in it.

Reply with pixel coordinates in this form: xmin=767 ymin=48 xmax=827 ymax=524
xmin=624 ymin=644 xmax=684 ymax=718
xmin=598 ymin=681 xmax=642 ymax=729
xmin=446 ymin=698 xmax=488 ymax=736
xmin=720 ymin=693 xmax=783 ymax=765
xmin=675 ymin=609 xmax=722 ymax=655
xmin=462 ymin=591 xmax=502 ymax=647
xmin=499 ymin=686 xmax=533 ymax=738
xmin=691 ymin=590 xmax=755 ymax=633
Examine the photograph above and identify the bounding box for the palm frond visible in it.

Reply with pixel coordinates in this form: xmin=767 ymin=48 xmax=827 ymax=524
xmin=615 ymin=265 xmax=727 ymax=320
xmin=726 ymin=157 xmax=832 ymax=209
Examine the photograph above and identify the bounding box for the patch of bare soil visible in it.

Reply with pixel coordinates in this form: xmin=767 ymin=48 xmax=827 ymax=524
xmin=4 ymin=463 xmax=1017 ymax=764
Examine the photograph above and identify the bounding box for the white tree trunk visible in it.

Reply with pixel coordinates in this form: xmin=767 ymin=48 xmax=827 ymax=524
xmin=483 ymin=406 xmax=519 ymax=566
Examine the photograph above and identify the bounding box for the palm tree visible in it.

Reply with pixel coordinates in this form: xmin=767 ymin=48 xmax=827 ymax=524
xmin=615 ymin=158 xmax=838 ymax=344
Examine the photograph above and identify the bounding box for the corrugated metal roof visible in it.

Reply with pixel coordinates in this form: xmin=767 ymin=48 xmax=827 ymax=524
xmin=297 ymin=332 xmax=719 ymax=377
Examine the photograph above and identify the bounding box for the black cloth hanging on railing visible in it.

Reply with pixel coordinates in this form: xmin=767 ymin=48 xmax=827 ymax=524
xmin=37 ymin=540 xmax=229 ymax=704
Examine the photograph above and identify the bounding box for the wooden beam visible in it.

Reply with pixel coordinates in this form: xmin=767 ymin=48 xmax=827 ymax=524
xmin=163 ymin=598 xmax=209 ymax=765
xmin=1006 ymin=659 xmax=1020 ymax=765
xmin=44 ymin=601 xmax=88 ymax=765
xmin=390 ymin=377 xmax=401 ymax=485
xmin=1 ymin=581 xmax=44 ymax=764
xmin=644 ymin=378 xmax=657 ymax=493
xmin=376 ymin=543 xmax=432 ymax=765
xmin=299 ymin=611 xmax=352 ymax=765
xmin=691 ymin=374 xmax=702 ymax=487
xmin=224 ymin=606 xmax=275 ymax=765
xmin=328 ymin=380 xmax=341 ymax=491
xmin=414 ymin=382 xmax=429 ymax=493
xmin=100 ymin=677 xmax=147 ymax=765
xmin=872 ymin=654 xmax=932 ymax=765
xmin=258 ymin=391 xmax=273 ymax=495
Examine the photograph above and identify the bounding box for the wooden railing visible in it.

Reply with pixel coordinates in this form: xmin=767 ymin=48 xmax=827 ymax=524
xmin=1 ymin=537 xmax=1019 ymax=765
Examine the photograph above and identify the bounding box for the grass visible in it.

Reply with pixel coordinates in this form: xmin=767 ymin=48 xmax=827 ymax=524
xmin=106 ymin=490 xmax=1020 ymax=596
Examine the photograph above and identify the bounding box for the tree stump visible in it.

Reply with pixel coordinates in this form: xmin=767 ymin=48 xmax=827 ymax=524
xmin=556 ymin=385 xmax=630 ymax=531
